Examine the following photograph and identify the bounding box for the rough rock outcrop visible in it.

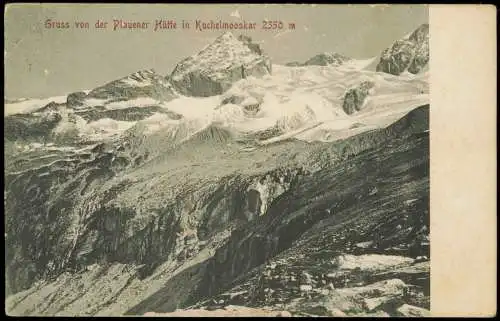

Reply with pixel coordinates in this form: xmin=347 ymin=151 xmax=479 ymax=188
xmin=376 ymin=24 xmax=429 ymax=75
xmin=342 ymin=81 xmax=375 ymax=115
xmin=170 ymin=32 xmax=272 ymax=97
xmin=67 ymin=91 xmax=88 ymax=108
xmin=219 ymin=93 xmax=263 ymax=117
xmin=86 ymin=69 xmax=177 ymax=102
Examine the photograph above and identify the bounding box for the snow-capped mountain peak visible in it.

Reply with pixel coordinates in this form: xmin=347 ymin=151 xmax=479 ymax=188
xmin=170 ymin=32 xmax=272 ymax=97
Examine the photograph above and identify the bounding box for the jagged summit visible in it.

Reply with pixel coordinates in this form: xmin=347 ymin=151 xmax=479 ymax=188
xmin=170 ymin=32 xmax=272 ymax=97
xmin=376 ymin=23 xmax=429 ymax=75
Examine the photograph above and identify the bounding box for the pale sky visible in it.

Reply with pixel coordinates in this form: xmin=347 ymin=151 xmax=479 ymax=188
xmin=4 ymin=4 xmax=428 ymax=99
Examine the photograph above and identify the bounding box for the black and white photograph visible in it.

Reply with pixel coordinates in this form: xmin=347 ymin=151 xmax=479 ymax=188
xmin=5 ymin=3 xmax=477 ymax=317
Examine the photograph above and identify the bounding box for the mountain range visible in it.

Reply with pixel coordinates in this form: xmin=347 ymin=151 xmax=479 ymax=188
xmin=5 ymin=24 xmax=430 ymax=317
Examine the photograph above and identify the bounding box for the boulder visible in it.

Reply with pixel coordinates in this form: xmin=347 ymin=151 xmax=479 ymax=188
xmin=363 ymin=295 xmax=401 ymax=312
xmin=395 ymin=304 xmax=431 ymax=317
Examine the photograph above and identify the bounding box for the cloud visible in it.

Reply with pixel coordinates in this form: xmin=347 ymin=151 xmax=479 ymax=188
xmin=44 ymin=69 xmax=50 ymax=76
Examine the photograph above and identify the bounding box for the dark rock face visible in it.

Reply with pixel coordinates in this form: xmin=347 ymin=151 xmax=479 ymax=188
xmin=87 ymin=69 xmax=177 ymax=102
xmin=170 ymin=32 xmax=272 ymax=97
xmin=75 ymin=106 xmax=182 ymax=122
xmin=4 ymin=112 xmax=63 ymax=142
xmin=342 ymin=81 xmax=375 ymax=115
xmin=67 ymin=91 xmax=88 ymax=108
xmin=376 ymin=24 xmax=429 ymax=75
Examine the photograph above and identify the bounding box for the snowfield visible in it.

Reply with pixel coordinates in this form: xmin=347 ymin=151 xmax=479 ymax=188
xmin=4 ymin=62 xmax=429 ymax=145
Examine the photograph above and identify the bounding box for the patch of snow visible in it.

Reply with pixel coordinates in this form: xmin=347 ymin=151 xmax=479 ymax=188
xmin=104 ymin=97 xmax=159 ymax=110
xmin=333 ymin=254 xmax=414 ymax=271
xmin=77 ymin=118 xmax=137 ymax=141
xmin=83 ymin=98 xmax=108 ymax=107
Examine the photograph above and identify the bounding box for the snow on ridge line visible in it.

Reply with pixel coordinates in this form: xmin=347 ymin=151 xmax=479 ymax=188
xmin=5 ymin=59 xmax=428 ymax=147
xmin=4 ymin=95 xmax=67 ymax=116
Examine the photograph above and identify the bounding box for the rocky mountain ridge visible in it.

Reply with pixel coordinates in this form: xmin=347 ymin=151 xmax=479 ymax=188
xmin=376 ymin=24 xmax=429 ymax=75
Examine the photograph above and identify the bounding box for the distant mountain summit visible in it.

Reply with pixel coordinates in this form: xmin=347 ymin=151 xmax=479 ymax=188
xmin=286 ymin=52 xmax=351 ymax=67
xmin=376 ymin=24 xmax=429 ymax=75
xmin=66 ymin=69 xmax=177 ymax=108
xmin=85 ymin=69 xmax=177 ymax=102
xmin=170 ymin=32 xmax=272 ymax=97
xmin=302 ymin=52 xmax=351 ymax=66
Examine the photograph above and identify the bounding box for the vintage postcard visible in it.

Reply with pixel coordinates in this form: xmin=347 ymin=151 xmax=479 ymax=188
xmin=4 ymin=4 xmax=496 ymax=317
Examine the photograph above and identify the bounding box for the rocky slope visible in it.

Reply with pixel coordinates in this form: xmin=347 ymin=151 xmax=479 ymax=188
xmin=5 ymin=29 xmax=430 ymax=317
xmin=5 ymin=105 xmax=430 ymax=316
xmin=376 ymin=24 xmax=429 ymax=75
